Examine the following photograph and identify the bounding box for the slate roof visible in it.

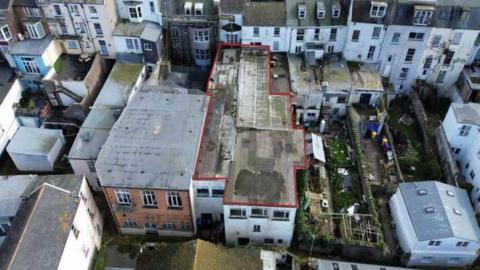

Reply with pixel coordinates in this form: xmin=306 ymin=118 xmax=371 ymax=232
xmin=9 ymin=35 xmax=54 ymax=56
xmin=219 ymin=0 xmax=245 ymax=14
xmin=0 ymin=175 xmax=82 ymax=270
xmin=136 ymin=239 xmax=262 ymax=270
xmin=398 ymin=181 xmax=480 ymax=242
xmin=286 ymin=0 xmax=350 ymax=27
xmin=96 ymin=91 xmax=209 ymax=189
xmin=243 ymin=1 xmax=287 ymax=26
xmin=451 ymin=102 xmax=480 ymax=125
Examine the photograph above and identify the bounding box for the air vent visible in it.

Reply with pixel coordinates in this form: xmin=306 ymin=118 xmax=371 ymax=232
xmin=417 ymin=189 xmax=427 ymax=195
xmin=424 ymin=207 xmax=435 ymax=213
xmin=446 ymin=190 xmax=455 ymax=197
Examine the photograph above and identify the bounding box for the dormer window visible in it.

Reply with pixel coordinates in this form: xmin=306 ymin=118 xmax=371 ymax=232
xmin=194 ymin=3 xmax=203 ymax=15
xmin=370 ymin=2 xmax=387 ymax=18
xmin=184 ymin=2 xmax=192 ymax=15
xmin=413 ymin=6 xmax=434 ymax=26
xmin=298 ymin=4 xmax=306 ymax=19
xmin=317 ymin=1 xmax=326 ymax=19
xmin=332 ymin=2 xmax=341 ymax=19
xmin=129 ymin=6 xmax=142 ymax=20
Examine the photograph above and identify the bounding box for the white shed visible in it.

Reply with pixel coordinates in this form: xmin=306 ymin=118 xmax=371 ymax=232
xmin=7 ymin=127 xmax=65 ymax=172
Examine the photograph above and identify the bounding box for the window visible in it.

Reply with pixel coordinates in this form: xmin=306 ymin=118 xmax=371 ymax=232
xmin=295 ymin=46 xmax=302 ymax=54
xmin=53 ymin=4 xmax=62 ymax=16
xmin=470 ymin=170 xmax=476 ymax=180
xmin=141 ymin=190 xmax=157 ymax=207
xmin=225 ymin=33 xmax=239 ymax=43
xmin=125 ymin=38 xmax=140 ymax=50
xmin=272 ymin=210 xmax=289 ymax=220
xmin=194 ymin=30 xmax=209 ymax=42
xmin=87 ymin=160 xmax=96 ymax=172
xmin=264 ymin=238 xmax=274 ymax=245
xmin=0 ymin=223 xmax=10 ymax=236
xmin=129 ymin=6 xmax=142 ymax=19
xmin=298 ymin=5 xmax=306 ymax=19
xmin=428 ymin=240 xmax=441 ymax=246
xmin=251 ymin=208 xmax=268 ymax=218
xmin=142 ymin=42 xmax=152 ymax=51
xmin=70 ymin=5 xmax=80 ymax=16
xmin=456 ymin=241 xmax=469 ymax=247
xmin=253 ymin=27 xmax=259 ymax=37
xmin=317 ymin=10 xmax=325 ymax=19
xmin=67 ymin=40 xmax=78 ymax=49
xmin=253 ymin=225 xmax=261 ymax=232
xmin=197 ymin=188 xmax=209 ymax=197
xmin=408 ymin=32 xmax=424 ymax=41
xmin=332 ymin=263 xmax=340 ymax=270
xmin=273 ymin=41 xmax=279 ymax=51
xmin=71 ymin=224 xmax=80 ymax=238
xmin=436 ymin=70 xmax=447 ymax=83
xmin=194 ymin=3 xmax=203 ymax=15
xmin=329 ymin=28 xmax=337 ymax=41
xmin=163 ymin=221 xmax=176 ymax=230
xmin=423 ymin=56 xmax=433 ymax=69
xmin=453 ymin=148 xmax=461 ymax=154
xmin=180 ymin=221 xmax=191 ymax=231
xmin=123 ymin=219 xmax=137 ymax=227
xmin=451 ymin=32 xmax=463 ymax=45
xmin=351 ymin=265 xmax=359 ymax=270
xmin=274 ymin=27 xmax=280 ymax=37
xmin=21 ymin=57 xmax=40 ymax=74
xmin=24 ymin=7 xmax=41 ymax=17
xmin=392 ymin=32 xmax=400 ymax=44
xmin=150 ymin=1 xmax=155 ymax=12
xmin=0 ymin=25 xmax=12 ymax=41
xmin=337 ymin=96 xmax=346 ymax=103
xmin=328 ymin=45 xmax=334 ymax=53
xmin=145 ymin=222 xmax=156 ymax=229
xmin=413 ymin=9 xmax=433 ymax=25
xmin=431 ymin=35 xmax=441 ymax=47
xmin=404 ymin=48 xmax=415 ymax=62
xmin=209 ymin=189 xmax=223 ymax=198
xmin=466 ymin=163 xmax=470 ymax=169
xmin=443 ymin=50 xmax=454 ymax=66
xmin=314 ymin=29 xmax=320 ymax=40
xmin=277 ymin=239 xmax=283 ymax=244
xmin=59 ymin=22 xmax=68 ymax=34
xmin=370 ymin=3 xmax=387 ymax=17
xmin=230 ymin=208 xmax=246 ymax=218
xmin=351 ymin=30 xmax=360 ymax=42
xmin=93 ymin=23 xmax=103 ymax=37
xmin=332 ymin=8 xmax=340 ymax=18
xmin=26 ymin=22 xmax=45 ymax=39
xmin=86 ymin=6 xmax=97 ymax=15
xmin=115 ymin=189 xmax=132 ymax=205
xmin=98 ymin=40 xmax=108 ymax=55
xmin=372 ymin=27 xmax=381 ymax=39
xmin=399 ymin=68 xmax=409 ymax=79
xmin=297 ymin=29 xmax=305 ymax=41
xmin=367 ymin=46 xmax=375 ymax=60
xmin=195 ymin=49 xmax=210 ymax=60
xmin=167 ymin=192 xmax=182 ymax=208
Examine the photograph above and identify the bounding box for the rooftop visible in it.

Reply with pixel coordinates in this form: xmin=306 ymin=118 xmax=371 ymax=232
xmin=243 ymin=1 xmax=287 ymax=26
xmin=136 ymin=239 xmax=262 ymax=270
xmin=0 ymin=175 xmax=82 ymax=270
xmin=7 ymin=127 xmax=63 ymax=156
xmin=225 ymin=129 xmax=304 ymax=205
xmin=94 ymin=62 xmax=144 ymax=107
xmin=113 ymin=21 xmax=147 ymax=37
xmin=10 ymin=35 xmax=54 ymax=56
xmin=286 ymin=0 xmax=349 ymax=27
xmin=43 ymin=54 xmax=94 ymax=82
xmin=323 ymin=60 xmax=353 ymax=91
xmin=451 ymin=102 xmax=480 ymax=125
xmin=398 ymin=181 xmax=480 ymax=242
xmin=350 ymin=64 xmax=383 ymax=91
xmin=96 ymin=91 xmax=209 ymax=189
xmin=288 ymin=54 xmax=321 ymax=94
xmin=219 ymin=0 xmax=244 ymax=14
xmin=312 ymin=258 xmax=415 ymax=270
xmin=0 ymin=175 xmax=35 ymax=218
xmin=462 ymin=66 xmax=480 ymax=91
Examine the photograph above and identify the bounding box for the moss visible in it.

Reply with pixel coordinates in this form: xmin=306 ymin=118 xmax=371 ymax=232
xmin=110 ymin=64 xmax=142 ymax=85
xmin=53 ymin=57 xmax=63 ymax=73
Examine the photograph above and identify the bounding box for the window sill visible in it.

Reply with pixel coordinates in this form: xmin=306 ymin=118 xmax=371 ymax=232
xmin=250 ymin=215 xmax=268 ymax=219
xmin=143 ymin=205 xmax=158 ymax=209
xmin=229 ymin=216 xmax=247 ymax=219
xmin=272 ymin=218 xmax=289 ymax=221
xmin=167 ymin=206 xmax=183 ymax=210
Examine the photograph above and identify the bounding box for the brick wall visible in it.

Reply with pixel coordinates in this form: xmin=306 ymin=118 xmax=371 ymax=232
xmin=104 ymin=187 xmax=194 ymax=234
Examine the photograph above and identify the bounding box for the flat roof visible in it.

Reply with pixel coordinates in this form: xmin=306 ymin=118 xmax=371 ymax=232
xmin=225 ymin=129 xmax=304 ymax=205
xmin=451 ymin=102 xmax=480 ymax=125
xmin=45 ymin=54 xmax=93 ymax=81
xmin=10 ymin=35 xmax=54 ymax=56
xmin=313 ymin=258 xmax=415 ymax=270
xmin=94 ymin=62 xmax=144 ymax=107
xmin=351 ymin=64 xmax=384 ymax=91
xmin=113 ymin=21 xmax=147 ymax=37
xmin=323 ymin=60 xmax=353 ymax=91
xmin=288 ymin=55 xmax=321 ymax=94
xmin=0 ymin=175 xmax=35 ymax=218
xmin=398 ymin=181 xmax=480 ymax=242
xmin=96 ymin=91 xmax=209 ymax=189
xmin=7 ymin=127 xmax=62 ymax=156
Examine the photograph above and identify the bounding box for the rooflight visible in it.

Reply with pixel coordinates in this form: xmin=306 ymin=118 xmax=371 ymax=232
xmin=417 ymin=189 xmax=427 ymax=195
xmin=446 ymin=190 xmax=455 ymax=197
xmin=453 ymin=208 xmax=462 ymax=215
xmin=424 ymin=207 xmax=435 ymax=213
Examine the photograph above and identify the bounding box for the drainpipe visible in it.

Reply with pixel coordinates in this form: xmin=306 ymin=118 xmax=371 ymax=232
xmin=64 ymin=3 xmax=85 ymax=53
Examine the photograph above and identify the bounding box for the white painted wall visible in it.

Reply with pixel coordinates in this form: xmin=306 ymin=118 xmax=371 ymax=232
xmin=0 ymin=80 xmax=23 ymax=155
xmin=57 ymin=177 xmax=103 ymax=270
xmin=290 ymin=26 xmax=347 ymax=54
xmin=113 ymin=36 xmax=143 ymax=54
xmin=242 ymin=26 xmax=291 ymax=52
xmin=343 ymin=22 xmax=386 ymax=63
xmin=223 ymin=205 xmax=296 ymax=247
xmin=192 ymin=180 xmax=225 ymax=222
xmin=115 ymin=0 xmax=162 ymax=25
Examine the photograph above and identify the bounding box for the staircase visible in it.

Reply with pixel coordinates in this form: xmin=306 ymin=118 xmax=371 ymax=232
xmin=321 ymin=105 xmax=331 ymax=133
xmin=56 ymin=87 xmax=82 ymax=103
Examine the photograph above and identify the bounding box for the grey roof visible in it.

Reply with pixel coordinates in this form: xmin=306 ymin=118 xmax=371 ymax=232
xmin=21 ymin=174 xmax=83 ymax=196
xmin=286 ymin=0 xmax=349 ymax=27
xmin=0 ymin=176 xmax=35 ymax=218
xmin=0 ymin=0 xmax=13 ymax=9
xmin=219 ymin=0 xmax=245 ymax=14
xmin=140 ymin=22 xmax=162 ymax=42
xmin=351 ymin=64 xmax=383 ymax=91
xmin=398 ymin=181 xmax=480 ymax=242
xmin=0 ymin=175 xmax=82 ymax=270
xmin=323 ymin=60 xmax=353 ymax=91
xmin=161 ymin=0 xmax=216 ymax=16
xmin=113 ymin=21 xmax=147 ymax=37
xmin=313 ymin=258 xmax=415 ymax=270
xmin=9 ymin=35 xmax=54 ymax=56
xmin=243 ymin=1 xmax=287 ymax=26
xmin=96 ymin=91 xmax=209 ymax=189
xmin=7 ymin=127 xmax=63 ymax=156
xmin=451 ymin=102 xmax=480 ymax=125
xmin=13 ymin=0 xmax=37 ymax=7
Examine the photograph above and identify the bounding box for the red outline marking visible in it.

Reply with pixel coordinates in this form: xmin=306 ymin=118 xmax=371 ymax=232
xmin=192 ymin=44 xmax=308 ymax=209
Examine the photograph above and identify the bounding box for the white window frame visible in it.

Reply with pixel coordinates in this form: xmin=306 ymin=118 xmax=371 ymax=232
xmin=431 ymin=35 xmax=441 ymax=47
xmin=163 ymin=221 xmax=176 ymax=230
xmin=404 ymin=48 xmax=415 ymax=63
xmin=24 ymin=7 xmax=41 ymax=17
xmin=21 ymin=57 xmax=40 ymax=74
xmin=53 ymin=4 xmax=62 ymax=16
xmin=166 ymin=191 xmax=182 ymax=208
xmin=392 ymin=32 xmax=400 ymax=44
xmin=314 ymin=28 xmax=320 ymax=40
xmin=332 ymin=8 xmax=340 ymax=18
xmin=423 ymin=56 xmax=433 ymax=69
xmin=194 ymin=30 xmax=209 ymax=42
xmin=26 ymin=22 xmax=45 ymax=39
xmin=195 ymin=48 xmax=210 ymax=60
xmin=459 ymin=125 xmax=471 ymax=136
xmin=230 ymin=208 xmax=246 ymax=218
xmin=0 ymin=223 xmax=10 ymax=236
xmin=211 ymin=189 xmax=224 ymax=197
xmin=115 ymin=189 xmax=132 ymax=205
xmin=399 ymin=67 xmax=409 ymax=80
xmin=93 ymin=23 xmax=103 ymax=37
xmin=123 ymin=219 xmax=137 ymax=228
xmin=298 ymin=5 xmax=306 ymax=19
xmin=413 ymin=9 xmax=433 ymax=26
xmin=351 ymin=30 xmax=360 ymax=42
xmin=370 ymin=3 xmax=387 ymax=18
xmin=251 ymin=208 xmax=268 ymax=218
xmin=196 ymin=188 xmax=209 ymax=197
xmin=408 ymin=32 xmax=424 ymax=41
xmin=149 ymin=1 xmax=155 ymax=13
xmin=317 ymin=10 xmax=325 ymax=19
xmin=253 ymin=27 xmax=259 ymax=37
xmin=143 ymin=42 xmax=152 ymax=51
xmin=0 ymin=25 xmax=12 ymax=41
xmin=272 ymin=210 xmax=290 ymax=220
xmin=141 ymin=190 xmax=157 ymax=207
xmin=372 ymin=27 xmax=381 ymax=39
xmin=129 ymin=6 xmax=142 ymax=20
xmin=367 ymin=45 xmax=375 ymax=60
xmin=273 ymin=27 xmax=280 ymax=37
xmin=451 ymin=32 xmax=463 ymax=45
xmin=89 ymin=6 xmax=97 ymax=14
